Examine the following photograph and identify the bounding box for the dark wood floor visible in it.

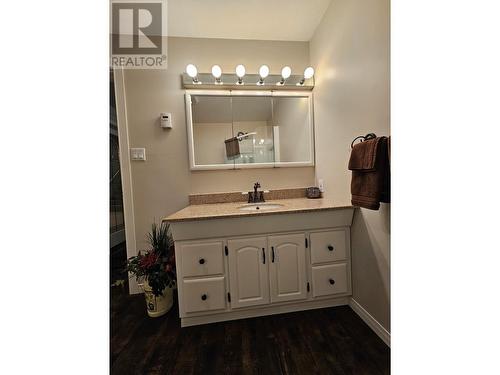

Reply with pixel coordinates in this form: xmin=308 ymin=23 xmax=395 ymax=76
xmin=111 ymin=291 xmax=390 ymax=375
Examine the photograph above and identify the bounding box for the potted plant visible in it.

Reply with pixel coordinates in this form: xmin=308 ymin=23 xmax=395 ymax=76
xmin=127 ymin=221 xmax=176 ymax=317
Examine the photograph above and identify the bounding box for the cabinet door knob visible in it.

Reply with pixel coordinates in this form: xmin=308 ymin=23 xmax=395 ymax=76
xmin=201 ymin=294 xmax=207 ymax=301
xmin=329 ymin=278 xmax=335 ymax=285
xmin=327 ymin=245 xmax=334 ymax=251
xmin=199 ymin=258 xmax=205 ymax=265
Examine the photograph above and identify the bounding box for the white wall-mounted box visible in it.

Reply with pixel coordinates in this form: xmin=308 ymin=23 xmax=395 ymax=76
xmin=160 ymin=112 xmax=173 ymax=128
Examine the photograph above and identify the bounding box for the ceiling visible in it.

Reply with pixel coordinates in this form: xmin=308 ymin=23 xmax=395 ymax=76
xmin=167 ymin=0 xmax=332 ymax=41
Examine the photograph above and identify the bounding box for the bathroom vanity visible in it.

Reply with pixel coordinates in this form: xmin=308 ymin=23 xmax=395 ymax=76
xmin=164 ymin=197 xmax=354 ymax=327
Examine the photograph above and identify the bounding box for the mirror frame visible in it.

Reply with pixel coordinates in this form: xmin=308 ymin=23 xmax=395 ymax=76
xmin=185 ymin=89 xmax=315 ymax=171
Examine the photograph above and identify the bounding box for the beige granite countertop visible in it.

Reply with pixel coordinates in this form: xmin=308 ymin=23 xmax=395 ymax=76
xmin=164 ymin=198 xmax=354 ymax=222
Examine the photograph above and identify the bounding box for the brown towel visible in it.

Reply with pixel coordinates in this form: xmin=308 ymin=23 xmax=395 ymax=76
xmin=224 ymin=137 xmax=240 ymax=158
xmin=348 ymin=136 xmax=390 ymax=210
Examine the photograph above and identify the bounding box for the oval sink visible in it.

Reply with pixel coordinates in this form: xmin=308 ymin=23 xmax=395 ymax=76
xmin=238 ymin=203 xmax=284 ymax=211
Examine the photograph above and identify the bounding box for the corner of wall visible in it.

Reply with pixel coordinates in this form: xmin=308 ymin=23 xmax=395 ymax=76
xmin=309 ymin=0 xmax=391 ymax=332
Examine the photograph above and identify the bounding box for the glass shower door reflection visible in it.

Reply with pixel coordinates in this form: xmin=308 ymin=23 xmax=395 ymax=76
xmin=231 ymin=95 xmax=275 ymax=166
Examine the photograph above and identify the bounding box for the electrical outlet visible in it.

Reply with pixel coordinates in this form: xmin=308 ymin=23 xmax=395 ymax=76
xmin=318 ymin=179 xmax=325 ymax=192
xmin=130 ymin=148 xmax=146 ymax=161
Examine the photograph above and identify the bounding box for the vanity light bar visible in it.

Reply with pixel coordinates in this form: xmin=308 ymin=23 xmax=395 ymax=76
xmin=183 ymin=64 xmax=315 ymax=90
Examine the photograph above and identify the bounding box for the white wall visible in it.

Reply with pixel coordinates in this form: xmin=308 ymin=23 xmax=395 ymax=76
xmin=310 ymin=0 xmax=390 ymax=330
xmin=192 ymin=122 xmax=233 ymax=165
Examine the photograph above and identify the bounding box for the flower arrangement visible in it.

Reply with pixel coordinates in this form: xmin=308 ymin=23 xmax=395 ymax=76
xmin=126 ymin=221 xmax=176 ymax=296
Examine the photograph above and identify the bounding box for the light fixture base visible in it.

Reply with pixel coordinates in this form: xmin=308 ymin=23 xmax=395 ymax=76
xmin=181 ymin=73 xmax=314 ymax=90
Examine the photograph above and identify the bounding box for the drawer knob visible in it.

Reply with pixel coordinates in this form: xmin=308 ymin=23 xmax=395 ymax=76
xmin=327 ymin=245 xmax=334 ymax=251
xmin=201 ymin=294 xmax=207 ymax=301
xmin=199 ymin=258 xmax=205 ymax=265
xmin=329 ymin=278 xmax=335 ymax=285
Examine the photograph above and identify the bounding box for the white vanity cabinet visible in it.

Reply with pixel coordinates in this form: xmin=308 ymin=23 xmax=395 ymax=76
xmin=168 ymin=207 xmax=354 ymax=327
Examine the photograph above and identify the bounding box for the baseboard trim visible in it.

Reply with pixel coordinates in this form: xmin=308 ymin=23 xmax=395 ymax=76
xmin=349 ymin=298 xmax=390 ymax=347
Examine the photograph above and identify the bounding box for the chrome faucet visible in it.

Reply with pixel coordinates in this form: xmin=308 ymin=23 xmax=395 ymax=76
xmin=248 ymin=182 xmax=265 ymax=203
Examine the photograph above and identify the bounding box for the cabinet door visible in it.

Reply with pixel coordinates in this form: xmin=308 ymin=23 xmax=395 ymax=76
xmin=227 ymin=237 xmax=269 ymax=309
xmin=268 ymin=233 xmax=308 ymax=303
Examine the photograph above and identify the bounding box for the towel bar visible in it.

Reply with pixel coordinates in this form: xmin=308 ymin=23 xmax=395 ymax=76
xmin=351 ymin=133 xmax=377 ymax=148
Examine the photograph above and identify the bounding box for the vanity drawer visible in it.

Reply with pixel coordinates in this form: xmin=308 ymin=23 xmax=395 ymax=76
xmin=311 ymin=263 xmax=348 ymax=297
xmin=310 ymin=229 xmax=347 ymax=264
xmin=180 ymin=241 xmax=224 ymax=277
xmin=182 ymin=276 xmax=226 ymax=314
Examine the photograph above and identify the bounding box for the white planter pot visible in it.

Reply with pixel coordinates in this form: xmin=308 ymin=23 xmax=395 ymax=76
xmin=141 ymin=280 xmax=174 ymax=318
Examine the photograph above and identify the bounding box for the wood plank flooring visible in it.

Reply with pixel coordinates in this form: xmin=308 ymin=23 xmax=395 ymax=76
xmin=111 ymin=292 xmax=390 ymax=374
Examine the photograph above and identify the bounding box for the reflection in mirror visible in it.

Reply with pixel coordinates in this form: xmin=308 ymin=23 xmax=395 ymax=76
xmin=186 ymin=91 xmax=314 ymax=170
xmin=231 ymin=96 xmax=274 ymax=165
xmin=191 ymin=95 xmax=233 ymax=166
xmin=272 ymin=96 xmax=312 ymax=164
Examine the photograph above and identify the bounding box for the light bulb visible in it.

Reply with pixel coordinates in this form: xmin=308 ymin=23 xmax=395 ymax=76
xmin=281 ymin=66 xmax=291 ymax=79
xmin=211 ymin=65 xmax=222 ymax=78
xmin=186 ymin=64 xmax=197 ymax=78
xmin=259 ymin=65 xmax=270 ymax=79
xmin=235 ymin=64 xmax=246 ymax=78
xmin=304 ymin=67 xmax=315 ymax=79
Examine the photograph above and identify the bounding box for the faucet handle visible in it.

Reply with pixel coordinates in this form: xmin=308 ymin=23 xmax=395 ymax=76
xmin=258 ymin=191 xmax=265 ymax=202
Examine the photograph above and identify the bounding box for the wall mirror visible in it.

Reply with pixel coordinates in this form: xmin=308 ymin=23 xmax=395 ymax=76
xmin=185 ymin=90 xmax=314 ymax=170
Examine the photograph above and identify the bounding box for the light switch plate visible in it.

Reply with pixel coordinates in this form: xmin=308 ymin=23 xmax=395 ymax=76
xmin=130 ymin=148 xmax=146 ymax=161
